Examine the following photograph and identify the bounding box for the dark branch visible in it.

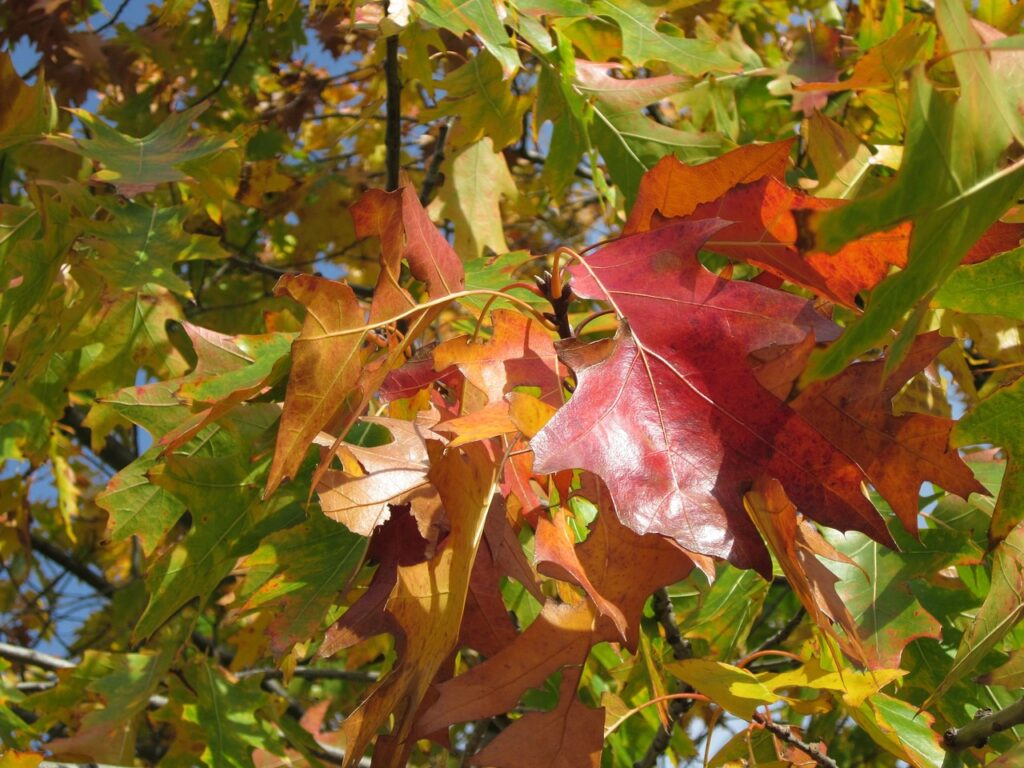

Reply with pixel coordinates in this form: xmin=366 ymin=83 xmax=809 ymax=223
xmin=944 ymin=699 xmax=1024 ymax=751
xmin=383 ymin=9 xmax=402 ymax=192
xmin=419 ymin=118 xmax=452 ymax=205
xmin=190 ymin=0 xmax=260 ymax=106
xmin=750 ymin=606 xmax=806 ymax=656
xmin=60 ymin=405 xmax=134 ymax=473
xmin=28 ymin=532 xmax=115 ymax=596
xmin=95 ymin=0 xmax=132 ymax=33
xmin=634 ymin=588 xmax=694 ymax=768
xmin=753 ymin=713 xmax=838 ymax=768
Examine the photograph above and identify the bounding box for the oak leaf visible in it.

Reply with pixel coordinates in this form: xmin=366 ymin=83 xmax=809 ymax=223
xmin=532 ymin=220 xmax=889 ymax=574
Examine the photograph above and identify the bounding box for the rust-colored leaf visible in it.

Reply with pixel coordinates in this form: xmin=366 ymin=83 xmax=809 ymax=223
xmin=468 ymin=666 xmax=604 ymax=768
xmin=266 ymin=275 xmax=366 ymax=495
xmin=415 ymin=598 xmax=603 ymax=735
xmin=532 ymin=220 xmax=888 ymax=574
xmin=351 ymin=185 xmax=466 ymax=323
xmin=339 ymin=442 xmax=498 ymax=767
xmin=792 ymin=332 xmax=986 ymax=533
xmin=744 ymin=478 xmax=869 ymax=666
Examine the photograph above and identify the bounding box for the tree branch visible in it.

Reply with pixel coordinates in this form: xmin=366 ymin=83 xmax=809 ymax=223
xmin=190 ymin=0 xmax=260 ymax=106
xmin=28 ymin=533 xmax=115 ymax=596
xmin=60 ymin=405 xmax=134 ymax=473
xmin=0 ymin=641 xmax=76 ymax=670
xmin=95 ymin=0 xmax=132 ymax=33
xmin=419 ymin=118 xmax=452 ymax=205
xmin=383 ymin=5 xmax=402 ymax=192
xmin=944 ymin=699 xmax=1024 ymax=751
xmin=750 ymin=606 xmax=806 ymax=656
xmin=634 ymin=587 xmax=694 ymax=768
xmin=753 ymin=713 xmax=838 ymax=768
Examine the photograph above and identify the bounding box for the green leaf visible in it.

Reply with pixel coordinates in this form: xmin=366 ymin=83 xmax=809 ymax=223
xmin=935 ymin=247 xmax=1024 ymax=322
xmin=429 ymin=53 xmax=531 ymax=149
xmin=80 ymin=203 xmax=227 ymax=296
xmin=681 ymin=565 xmax=768 ymax=659
xmin=417 ymin=0 xmax=521 ymax=76
xmin=0 ymin=52 xmax=56 ymax=150
xmin=852 ymin=693 xmax=946 ymax=768
xmin=591 ymin=0 xmax=737 ymax=76
xmin=46 ymin=105 xmax=237 ymax=196
xmin=925 ymin=520 xmax=1024 ymax=709
xmin=823 ymin=527 xmax=943 ymax=669
xmin=807 ymin=0 xmax=1024 ymax=379
xmin=136 ymin=406 xmax=303 ymax=638
xmin=234 ymin=509 xmax=367 ymax=656
xmin=439 ymin=138 xmax=518 ymax=259
xmin=954 ymin=376 xmax=1024 ymax=540
xmin=184 ymin=658 xmax=275 ymax=768
xmin=96 ymin=445 xmax=188 ymax=556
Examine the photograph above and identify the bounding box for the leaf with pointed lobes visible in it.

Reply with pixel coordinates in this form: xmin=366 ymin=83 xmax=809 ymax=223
xmin=265 ymin=275 xmax=366 ymax=495
xmin=350 ymin=185 xmax=465 ymax=324
xmin=339 ymin=442 xmax=498 ymax=768
xmin=433 ymin=310 xmax=563 ymax=408
xmin=623 ymin=140 xmax=793 ymax=235
xmin=318 ymin=509 xmax=432 ymax=659
xmin=535 ymin=474 xmax=693 ymax=650
xmin=415 ymin=598 xmax=605 ymax=736
xmin=315 ymin=416 xmax=445 ymax=541
xmin=468 ymin=666 xmax=604 ymax=768
xmin=804 ymin=1 xmax=1024 ymax=380
xmin=627 ymin=148 xmax=1022 ymax=308
xmin=792 ymin=332 xmax=986 ymax=534
xmin=531 ymin=220 xmax=889 ymax=575
xmin=744 ymin=478 xmax=871 ymax=668
xmin=923 ymin=518 xmax=1024 ymax=710
xmin=954 ymin=375 xmax=1024 ymax=543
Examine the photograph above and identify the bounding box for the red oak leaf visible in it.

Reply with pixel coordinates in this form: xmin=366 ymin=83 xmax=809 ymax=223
xmin=531 ymin=220 xmax=890 ymax=574
xmin=351 ymin=185 xmax=465 ymax=322
xmin=791 ymin=332 xmax=986 ymax=533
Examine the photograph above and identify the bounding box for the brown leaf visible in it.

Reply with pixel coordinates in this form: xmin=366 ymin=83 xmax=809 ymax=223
xmin=792 ymin=332 xmax=986 ymax=533
xmin=351 ymin=185 xmax=465 ymax=323
xmin=468 ymin=666 xmax=604 ymax=768
xmin=339 ymin=442 xmax=499 ymax=767
xmin=744 ymin=478 xmax=869 ymax=666
xmin=316 ymin=416 xmax=445 ymax=540
xmin=415 ymin=598 xmax=602 ymax=735
xmin=265 ymin=275 xmax=366 ymax=495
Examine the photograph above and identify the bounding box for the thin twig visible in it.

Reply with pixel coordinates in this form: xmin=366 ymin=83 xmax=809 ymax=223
xmin=754 ymin=712 xmax=838 ymax=768
xmin=419 ymin=118 xmax=452 ymax=205
xmin=944 ymin=698 xmax=1024 ymax=751
xmin=383 ymin=3 xmax=402 ymax=192
xmin=28 ymin=533 xmax=114 ymax=596
xmin=95 ymin=0 xmax=132 ymax=33
xmin=750 ymin=606 xmax=806 ymax=656
xmin=634 ymin=588 xmax=694 ymax=768
xmin=190 ymin=0 xmax=260 ymax=106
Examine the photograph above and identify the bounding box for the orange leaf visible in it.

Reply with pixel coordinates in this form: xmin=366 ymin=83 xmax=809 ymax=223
xmin=624 ymin=140 xmax=793 ymax=235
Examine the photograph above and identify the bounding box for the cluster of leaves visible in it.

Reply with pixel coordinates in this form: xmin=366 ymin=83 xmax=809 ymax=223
xmin=2 ymin=0 xmax=1024 ymax=766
